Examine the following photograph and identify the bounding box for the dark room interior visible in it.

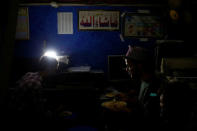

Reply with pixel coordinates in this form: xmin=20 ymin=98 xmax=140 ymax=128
xmin=1 ymin=0 xmax=197 ymax=130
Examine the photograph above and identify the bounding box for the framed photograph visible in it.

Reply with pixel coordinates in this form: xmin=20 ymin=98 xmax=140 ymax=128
xmin=15 ymin=7 xmax=29 ymax=40
xmin=78 ymin=10 xmax=119 ymax=30
xmin=123 ymin=13 xmax=163 ymax=38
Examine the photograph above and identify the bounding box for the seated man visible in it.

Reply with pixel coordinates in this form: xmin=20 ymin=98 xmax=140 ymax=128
xmin=101 ymin=46 xmax=167 ymax=131
xmin=122 ymin=45 xmax=166 ymax=129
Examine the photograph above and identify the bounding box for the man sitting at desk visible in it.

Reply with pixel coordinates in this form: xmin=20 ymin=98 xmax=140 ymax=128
xmin=122 ymin=45 xmax=165 ymax=129
xmin=101 ymin=45 xmax=167 ymax=131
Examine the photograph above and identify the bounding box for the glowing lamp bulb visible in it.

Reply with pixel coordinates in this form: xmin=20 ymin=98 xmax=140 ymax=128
xmin=44 ymin=50 xmax=58 ymax=60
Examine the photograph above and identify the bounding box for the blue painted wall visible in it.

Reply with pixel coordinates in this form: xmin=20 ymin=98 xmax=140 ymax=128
xmin=14 ymin=5 xmax=160 ymax=72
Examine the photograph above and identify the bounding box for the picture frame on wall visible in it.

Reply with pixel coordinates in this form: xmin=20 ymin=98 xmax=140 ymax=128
xmin=15 ymin=7 xmax=29 ymax=40
xmin=78 ymin=10 xmax=120 ymax=31
xmin=123 ymin=13 xmax=163 ymax=38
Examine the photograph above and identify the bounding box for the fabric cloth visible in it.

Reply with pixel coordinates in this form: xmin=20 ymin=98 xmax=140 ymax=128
xmin=17 ymin=72 xmax=43 ymax=90
xmin=14 ymin=72 xmax=44 ymax=116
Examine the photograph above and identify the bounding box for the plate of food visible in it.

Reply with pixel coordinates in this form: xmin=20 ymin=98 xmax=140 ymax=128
xmin=101 ymin=100 xmax=130 ymax=112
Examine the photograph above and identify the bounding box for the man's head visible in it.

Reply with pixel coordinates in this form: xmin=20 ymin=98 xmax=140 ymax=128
xmin=124 ymin=45 xmax=155 ymax=80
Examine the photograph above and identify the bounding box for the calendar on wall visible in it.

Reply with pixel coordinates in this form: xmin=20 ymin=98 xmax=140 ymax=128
xmin=57 ymin=12 xmax=73 ymax=34
xmin=15 ymin=7 xmax=29 ymax=40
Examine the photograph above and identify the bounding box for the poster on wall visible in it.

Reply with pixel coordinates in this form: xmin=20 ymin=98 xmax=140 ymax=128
xmin=123 ymin=13 xmax=163 ymax=38
xmin=78 ymin=10 xmax=119 ymax=30
xmin=15 ymin=7 xmax=29 ymax=40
